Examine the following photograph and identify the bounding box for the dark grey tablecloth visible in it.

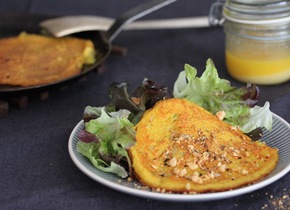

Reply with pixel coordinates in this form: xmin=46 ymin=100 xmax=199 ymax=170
xmin=0 ymin=0 xmax=289 ymax=209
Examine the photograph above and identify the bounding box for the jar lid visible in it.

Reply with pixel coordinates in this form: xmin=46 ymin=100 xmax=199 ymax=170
xmin=223 ymin=0 xmax=290 ymax=24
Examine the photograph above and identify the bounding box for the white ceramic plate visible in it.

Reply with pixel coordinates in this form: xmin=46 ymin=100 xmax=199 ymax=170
xmin=68 ymin=113 xmax=290 ymax=201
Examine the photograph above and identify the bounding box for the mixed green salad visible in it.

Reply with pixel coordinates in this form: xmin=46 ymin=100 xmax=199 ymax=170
xmin=76 ymin=59 xmax=273 ymax=178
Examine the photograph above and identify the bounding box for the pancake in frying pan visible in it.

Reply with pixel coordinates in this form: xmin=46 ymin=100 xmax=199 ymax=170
xmin=0 ymin=32 xmax=96 ymax=86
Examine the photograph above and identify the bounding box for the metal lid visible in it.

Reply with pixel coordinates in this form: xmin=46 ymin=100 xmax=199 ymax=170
xmin=210 ymin=0 xmax=290 ymax=25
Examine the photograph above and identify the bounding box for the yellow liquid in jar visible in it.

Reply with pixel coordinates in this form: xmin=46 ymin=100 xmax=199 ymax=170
xmin=226 ymin=50 xmax=290 ymax=84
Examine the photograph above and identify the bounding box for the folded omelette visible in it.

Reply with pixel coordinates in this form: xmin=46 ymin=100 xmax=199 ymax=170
xmin=129 ymin=98 xmax=278 ymax=193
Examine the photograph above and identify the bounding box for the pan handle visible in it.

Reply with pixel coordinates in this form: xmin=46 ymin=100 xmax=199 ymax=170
xmin=107 ymin=0 xmax=177 ymax=42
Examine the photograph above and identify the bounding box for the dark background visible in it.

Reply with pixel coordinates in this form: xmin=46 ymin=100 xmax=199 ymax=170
xmin=0 ymin=0 xmax=289 ymax=209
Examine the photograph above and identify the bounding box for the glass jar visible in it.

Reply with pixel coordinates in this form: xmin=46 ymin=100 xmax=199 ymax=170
xmin=222 ymin=0 xmax=290 ymax=84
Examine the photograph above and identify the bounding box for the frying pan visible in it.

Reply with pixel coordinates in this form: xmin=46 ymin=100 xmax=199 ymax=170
xmin=0 ymin=0 xmax=176 ymax=97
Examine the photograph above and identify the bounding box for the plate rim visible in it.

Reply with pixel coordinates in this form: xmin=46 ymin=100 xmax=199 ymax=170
xmin=68 ymin=112 xmax=290 ymax=201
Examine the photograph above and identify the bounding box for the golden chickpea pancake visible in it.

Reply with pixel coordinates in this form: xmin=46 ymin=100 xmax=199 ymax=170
xmin=0 ymin=32 xmax=96 ymax=86
xmin=129 ymin=98 xmax=278 ymax=193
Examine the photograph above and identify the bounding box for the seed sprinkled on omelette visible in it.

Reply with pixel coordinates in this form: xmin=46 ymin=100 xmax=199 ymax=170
xmin=129 ymin=98 xmax=278 ymax=193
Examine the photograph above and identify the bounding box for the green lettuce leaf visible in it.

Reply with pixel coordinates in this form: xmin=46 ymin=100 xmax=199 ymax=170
xmin=77 ymin=141 xmax=128 ymax=178
xmin=77 ymin=108 xmax=135 ymax=178
xmin=173 ymin=58 xmax=272 ymax=133
xmin=241 ymin=101 xmax=273 ymax=133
